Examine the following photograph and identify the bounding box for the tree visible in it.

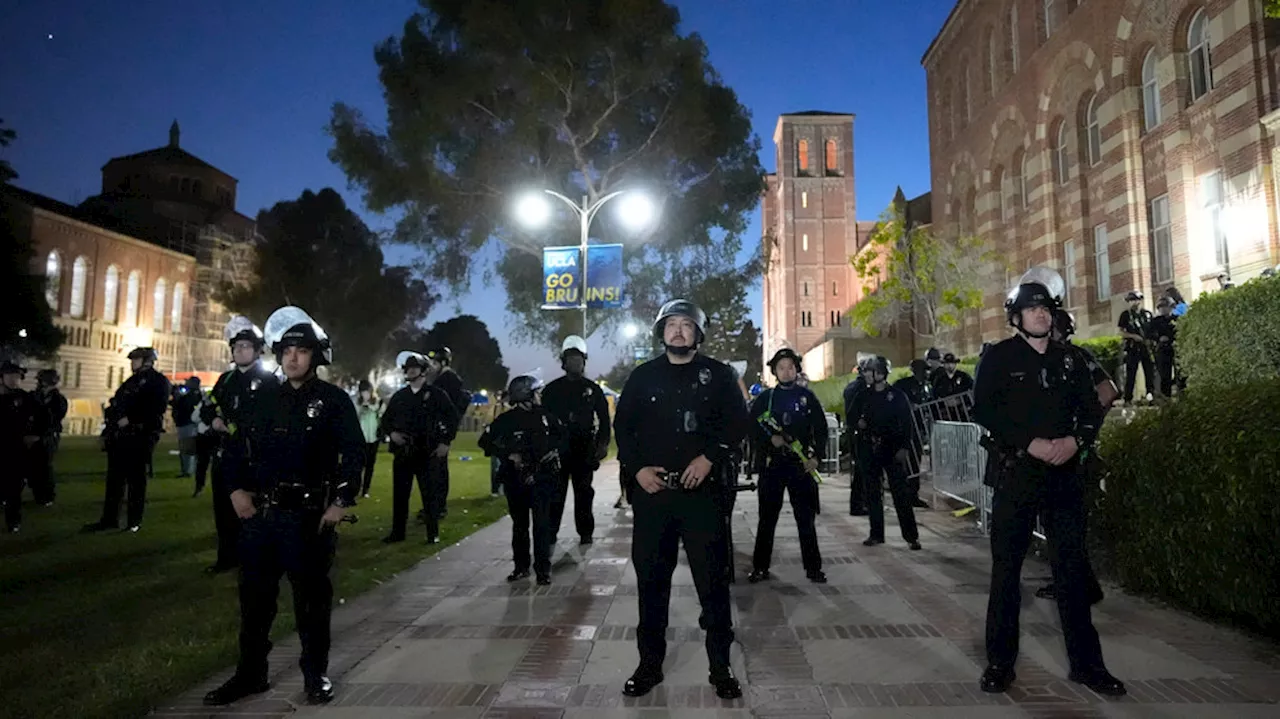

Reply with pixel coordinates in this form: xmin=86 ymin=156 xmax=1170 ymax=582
xmin=1268 ymin=0 xmax=1280 ymax=19
xmin=848 ymin=200 xmax=999 ymax=341
xmin=596 ymin=358 xmax=636 ymax=392
xmin=1 ymin=196 xmax=63 ymax=361
xmin=328 ymin=0 xmax=765 ymax=353
xmin=0 ymin=118 xmax=17 ymax=184
xmin=424 ymin=315 xmax=509 ymax=393
xmin=222 ymin=188 xmax=435 ymax=380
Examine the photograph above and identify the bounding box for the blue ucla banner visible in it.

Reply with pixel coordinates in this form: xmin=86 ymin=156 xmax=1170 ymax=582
xmin=585 ymin=243 xmax=624 ymax=309
xmin=542 ymin=246 xmax=582 ymax=308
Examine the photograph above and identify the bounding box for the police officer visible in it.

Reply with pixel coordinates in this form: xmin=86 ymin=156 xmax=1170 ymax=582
xmin=1116 ymin=290 xmax=1155 ymax=403
xmin=202 ymin=316 xmax=279 ymax=573
xmin=613 ymin=299 xmax=746 ymax=700
xmin=203 ymin=306 xmax=365 ymax=707
xmin=85 ymin=347 xmax=170 ymax=533
xmin=842 ymin=354 xmax=875 ymax=516
xmin=850 ymin=356 xmax=920 ymax=550
xmin=31 ymin=368 xmax=67 ymax=506
xmin=747 ymin=348 xmax=828 ymax=584
xmin=2 ymin=360 xmax=47 ymax=533
xmin=423 ymin=346 xmax=468 ymax=521
xmin=1149 ymin=297 xmax=1178 ymax=398
xmin=479 ymin=373 xmax=565 ymax=585
xmin=542 ymin=335 xmax=611 ymax=545
xmin=973 ymin=267 xmax=1124 ymax=697
xmin=892 ymin=359 xmax=936 ymax=507
xmin=380 ymin=351 xmax=459 ymax=545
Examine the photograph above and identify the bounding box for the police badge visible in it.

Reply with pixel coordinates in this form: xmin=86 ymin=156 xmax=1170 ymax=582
xmin=306 ymin=398 xmax=324 ymax=418
xmin=250 ymin=378 xmax=261 ymax=392
xmin=698 ymin=368 xmax=712 ymax=386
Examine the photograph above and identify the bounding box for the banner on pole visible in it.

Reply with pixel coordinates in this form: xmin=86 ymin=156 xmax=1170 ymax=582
xmin=584 ymin=243 xmax=625 ymax=309
xmin=542 ymin=246 xmax=582 ymax=309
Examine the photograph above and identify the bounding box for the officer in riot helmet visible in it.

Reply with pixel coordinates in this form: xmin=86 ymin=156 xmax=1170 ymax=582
xmin=747 ymin=348 xmax=828 ymax=584
xmin=421 ymin=345 xmax=468 ymax=522
xmin=2 ymin=360 xmax=48 ymax=533
xmin=204 ymin=307 xmax=365 ymax=707
xmin=849 ymin=355 xmax=920 ymax=550
xmin=479 ymin=373 xmax=565 ymax=584
xmin=892 ymin=360 xmax=935 ymax=507
xmin=973 ymin=268 xmax=1123 ymax=697
xmin=1116 ymin=290 xmax=1155 ymax=403
xmin=31 ymin=368 xmax=67 ymax=506
xmin=380 ymin=351 xmax=459 ymax=545
xmin=84 ymin=347 xmax=170 ymax=533
xmin=842 ymin=353 xmax=876 ymax=516
xmin=613 ymin=299 xmax=747 ymax=700
xmin=542 ymin=335 xmax=611 ymax=544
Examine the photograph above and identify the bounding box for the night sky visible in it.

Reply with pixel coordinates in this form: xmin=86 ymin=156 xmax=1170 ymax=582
xmin=1 ymin=0 xmax=954 ymax=379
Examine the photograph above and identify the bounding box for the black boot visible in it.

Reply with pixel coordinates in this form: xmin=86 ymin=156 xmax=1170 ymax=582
xmin=507 ymin=568 xmax=531 ymax=582
xmin=305 ymin=675 xmax=335 ymax=704
xmin=622 ymin=666 xmax=664 ymax=697
xmin=747 ymin=568 xmax=770 ymax=583
xmin=1069 ymin=668 xmax=1126 ymax=696
xmin=203 ymin=675 xmax=269 ymax=706
xmin=806 ymin=569 xmax=828 ymax=584
xmin=709 ymin=668 xmax=743 ymax=699
xmin=979 ymin=664 xmax=1015 ymax=693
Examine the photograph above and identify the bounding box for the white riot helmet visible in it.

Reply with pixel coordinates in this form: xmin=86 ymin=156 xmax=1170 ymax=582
xmin=263 ymin=306 xmax=332 ymax=367
xmin=224 ymin=315 xmax=265 ymax=350
xmin=395 ymin=351 xmax=427 ymax=371
xmin=560 ymin=335 xmax=588 ymax=359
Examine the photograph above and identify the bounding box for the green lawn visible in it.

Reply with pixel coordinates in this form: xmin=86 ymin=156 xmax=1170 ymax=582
xmin=0 ymin=432 xmax=509 ymax=719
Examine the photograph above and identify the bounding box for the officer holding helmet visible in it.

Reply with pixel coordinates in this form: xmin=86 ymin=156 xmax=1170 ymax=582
xmin=85 ymin=346 xmax=170 ymax=533
xmin=380 ymin=351 xmax=459 ymax=545
xmin=203 ymin=306 xmax=365 ymax=707
xmin=542 ymin=335 xmax=611 ymax=545
xmin=201 ymin=316 xmax=279 ymax=573
xmin=747 ymin=347 xmax=828 ymax=584
xmin=849 ymin=355 xmax=920 ymax=550
xmin=974 ymin=268 xmax=1123 ymax=697
xmin=613 ymin=299 xmax=747 ymax=700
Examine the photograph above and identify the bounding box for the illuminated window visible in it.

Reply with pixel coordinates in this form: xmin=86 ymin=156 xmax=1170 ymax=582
xmin=1142 ymin=50 xmax=1161 ymax=131
xmin=125 ymin=271 xmax=141 ymax=325
xmin=797 ymin=139 xmax=809 ymax=173
xmin=1085 ymin=94 xmax=1102 ymax=166
xmin=153 ymin=278 xmax=167 ymax=331
xmin=69 ymin=256 xmax=88 ymax=318
xmin=1201 ymin=170 xmax=1228 ymax=268
xmin=170 ymin=283 xmax=185 ymax=332
xmin=824 ymin=140 xmax=838 ymax=173
xmin=45 ymin=250 xmax=61 ymax=310
xmin=1150 ymin=195 xmax=1173 ymax=283
xmin=801 ymin=191 xmax=808 ymax=208
xmin=1188 ymin=10 xmax=1213 ymax=102
xmin=802 ymin=233 xmax=809 ymax=252
xmin=1093 ymin=224 xmax=1111 ymax=300
xmin=103 ymin=265 xmax=120 ymax=323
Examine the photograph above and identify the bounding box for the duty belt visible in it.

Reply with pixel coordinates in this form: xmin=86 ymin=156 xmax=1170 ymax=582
xmin=263 ymin=482 xmax=326 ymax=511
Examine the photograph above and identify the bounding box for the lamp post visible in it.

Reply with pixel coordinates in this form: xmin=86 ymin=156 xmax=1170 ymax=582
xmin=515 ymin=189 xmax=654 ymax=336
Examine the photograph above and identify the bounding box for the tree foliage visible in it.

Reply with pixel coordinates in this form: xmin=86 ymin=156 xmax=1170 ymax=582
xmin=1 ymin=196 xmax=63 ymax=361
xmin=0 ymin=118 xmax=16 ymax=184
xmin=223 ymin=188 xmax=435 ymax=380
xmin=328 ymin=0 xmax=764 ymax=352
xmin=1267 ymin=0 xmax=1280 ymax=19
xmin=426 ymin=315 xmax=510 ymax=393
xmin=848 ymin=202 xmax=999 ymax=340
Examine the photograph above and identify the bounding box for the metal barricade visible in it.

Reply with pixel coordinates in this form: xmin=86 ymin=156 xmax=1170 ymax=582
xmin=823 ymin=412 xmax=842 ymax=474
xmin=905 ymin=391 xmax=975 ymax=480
xmin=928 ymin=421 xmax=991 ymax=531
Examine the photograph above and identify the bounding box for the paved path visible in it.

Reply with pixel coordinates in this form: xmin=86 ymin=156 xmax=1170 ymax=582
xmin=155 ymin=462 xmax=1280 ymax=718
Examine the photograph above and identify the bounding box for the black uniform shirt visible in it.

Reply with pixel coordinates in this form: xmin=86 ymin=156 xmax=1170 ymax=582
xmin=614 ymin=353 xmax=748 ymax=474
xmin=39 ymin=389 xmax=68 ymax=435
xmin=1149 ymin=314 xmax=1177 ymax=352
xmin=892 ymin=375 xmax=936 ymax=405
xmin=1117 ymin=308 xmax=1153 ymax=348
xmin=432 ymin=369 xmax=470 ymax=425
xmin=842 ymin=376 xmax=867 ymax=424
xmin=1 ymin=388 xmax=49 ymax=449
xmin=245 ymin=376 xmax=365 ymax=506
xmin=849 ymin=384 xmax=913 ymax=454
xmin=541 ymin=374 xmax=611 ymax=452
xmin=932 ymin=370 xmax=974 ymax=398
xmin=973 ymin=336 xmax=1104 ymax=453
xmin=750 ymin=384 xmax=827 ymax=461
xmin=203 ymin=363 xmax=280 ymax=471
xmin=478 ymin=405 xmax=566 ymax=479
xmin=380 ymin=383 xmax=460 ymax=447
xmin=111 ymin=367 xmax=171 ymax=434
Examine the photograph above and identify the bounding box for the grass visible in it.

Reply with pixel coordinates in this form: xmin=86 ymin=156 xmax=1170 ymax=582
xmin=0 ymin=432 xmax=510 ymax=719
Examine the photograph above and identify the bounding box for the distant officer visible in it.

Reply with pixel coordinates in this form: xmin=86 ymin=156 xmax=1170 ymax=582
xmin=84 ymin=347 xmax=170 ymax=533
xmin=614 ymin=299 xmax=747 ymax=700
xmin=974 ymin=267 xmax=1124 ymax=697
xmin=747 ymin=348 xmax=828 ymax=584
xmin=932 ymin=352 xmax=974 ymax=399
xmin=850 ymin=355 xmax=920 ymax=550
xmin=31 ymin=368 xmax=67 ymax=506
xmin=842 ymin=354 xmax=875 ymax=516
xmin=380 ymin=351 xmax=459 ymax=544
xmin=1116 ymin=290 xmax=1155 ymax=403
xmin=423 ymin=346 xmax=469 ymax=521
xmin=542 ymin=335 xmax=611 ymax=545
xmin=204 ymin=306 xmax=365 ymax=706
xmin=201 ymin=316 xmax=279 ymax=573
xmin=892 ymin=359 xmax=936 ymax=507
xmin=2 ymin=360 xmax=48 ymax=533
xmin=1149 ymin=297 xmax=1178 ymax=398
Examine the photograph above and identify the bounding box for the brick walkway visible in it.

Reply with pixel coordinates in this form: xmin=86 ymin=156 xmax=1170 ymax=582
xmin=153 ymin=461 xmax=1280 ymax=718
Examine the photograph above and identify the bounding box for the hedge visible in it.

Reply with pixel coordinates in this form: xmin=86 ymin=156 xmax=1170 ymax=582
xmin=1093 ymin=378 xmax=1280 ymax=638
xmin=1177 ymin=275 xmax=1280 ymax=393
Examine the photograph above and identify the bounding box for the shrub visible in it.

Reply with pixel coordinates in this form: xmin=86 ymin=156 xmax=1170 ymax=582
xmin=1075 ymin=335 xmax=1122 ymax=380
xmin=1093 ymin=379 xmax=1280 ymax=638
xmin=1177 ymin=276 xmax=1280 ymax=393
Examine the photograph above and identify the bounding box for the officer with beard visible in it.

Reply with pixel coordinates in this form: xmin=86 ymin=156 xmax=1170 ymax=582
xmin=2 ymin=360 xmax=47 ymax=533
xmin=974 ymin=268 xmax=1123 ymax=697
xmin=542 ymin=335 xmax=611 ymax=545
xmin=84 ymin=347 xmax=170 ymax=533
xmin=421 ymin=346 xmax=468 ymax=522
xmin=381 ymin=351 xmax=459 ymax=545
xmin=613 ymin=299 xmax=747 ymax=700
xmin=201 ymin=316 xmax=279 ymax=573
xmin=204 ymin=306 xmax=365 ymax=706
xmin=747 ymin=348 xmax=828 ymax=584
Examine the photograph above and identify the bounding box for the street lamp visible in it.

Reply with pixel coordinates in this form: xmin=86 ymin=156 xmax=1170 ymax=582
xmin=514 ymin=188 xmax=655 ymax=335
xmin=621 ymin=322 xmax=639 ymax=340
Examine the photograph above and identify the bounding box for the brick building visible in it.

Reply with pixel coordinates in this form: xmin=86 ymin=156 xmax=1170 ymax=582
xmin=923 ymin=0 xmax=1280 ymax=355
xmin=761 ymin=112 xmax=917 ymax=381
xmin=4 ymin=122 xmax=259 ymax=433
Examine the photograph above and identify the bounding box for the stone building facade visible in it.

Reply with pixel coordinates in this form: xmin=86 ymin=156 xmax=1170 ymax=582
xmin=924 ymin=0 xmax=1280 ymax=354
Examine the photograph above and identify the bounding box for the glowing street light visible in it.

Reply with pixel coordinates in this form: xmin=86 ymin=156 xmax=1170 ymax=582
xmin=621 ymin=322 xmax=639 ymax=340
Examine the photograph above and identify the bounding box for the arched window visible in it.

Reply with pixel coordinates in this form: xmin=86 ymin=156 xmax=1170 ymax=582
xmin=1142 ymin=49 xmax=1161 ymax=131
xmin=988 ymin=32 xmax=1000 ymax=93
xmin=1085 ymin=94 xmax=1102 ymax=166
xmin=1055 ymin=122 xmax=1070 ymax=185
xmin=797 ymin=139 xmax=809 ymax=173
xmin=824 ymin=139 xmax=838 ymax=174
xmin=125 ymin=271 xmax=141 ymax=326
xmin=1188 ymin=10 xmax=1213 ymax=101
xmin=103 ymin=265 xmax=120 ymax=323
xmin=45 ymin=250 xmax=61 ymax=310
xmin=170 ymin=283 xmax=185 ymax=332
xmin=69 ymin=256 xmax=89 ymax=318
xmin=152 ymin=278 xmax=167 ymax=331
xmin=993 ymin=167 xmax=1008 ymax=221
xmin=1019 ymin=152 xmax=1032 ymax=208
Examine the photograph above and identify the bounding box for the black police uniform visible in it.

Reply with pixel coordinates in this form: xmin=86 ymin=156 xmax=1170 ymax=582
xmin=850 ymin=380 xmax=919 ymax=546
xmin=842 ymin=374 xmax=869 ymax=514
xmin=31 ymin=382 xmax=66 ymax=505
xmin=932 ymin=368 xmax=974 ymax=400
xmin=94 ymin=364 xmax=170 ymax=530
xmin=479 ymin=401 xmax=565 ymax=581
xmin=380 ymin=381 xmax=459 ymax=542
xmin=974 ymin=335 xmax=1116 ymax=690
xmin=748 ymin=382 xmax=827 ymax=580
xmin=2 ymin=376 xmax=49 ymax=531
xmin=541 ymin=373 xmax=611 ymax=543
xmin=1117 ymin=305 xmax=1155 ymax=402
xmin=892 ymin=366 xmax=936 ymax=496
xmin=231 ymin=374 xmax=364 ymax=698
xmin=614 ymin=353 xmax=747 ymax=686
xmin=1149 ymin=312 xmax=1178 ymax=397
xmin=203 ymin=362 xmax=279 ymax=570
xmin=427 ymin=366 xmax=468 ymax=519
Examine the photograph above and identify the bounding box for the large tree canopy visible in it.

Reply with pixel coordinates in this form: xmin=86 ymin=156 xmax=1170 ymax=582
xmin=223 ymin=188 xmax=435 ymax=379
xmin=329 ymin=0 xmax=764 ymax=351
xmin=1 ymin=197 xmax=63 ymax=362
xmin=0 ymin=118 xmax=17 ymax=184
